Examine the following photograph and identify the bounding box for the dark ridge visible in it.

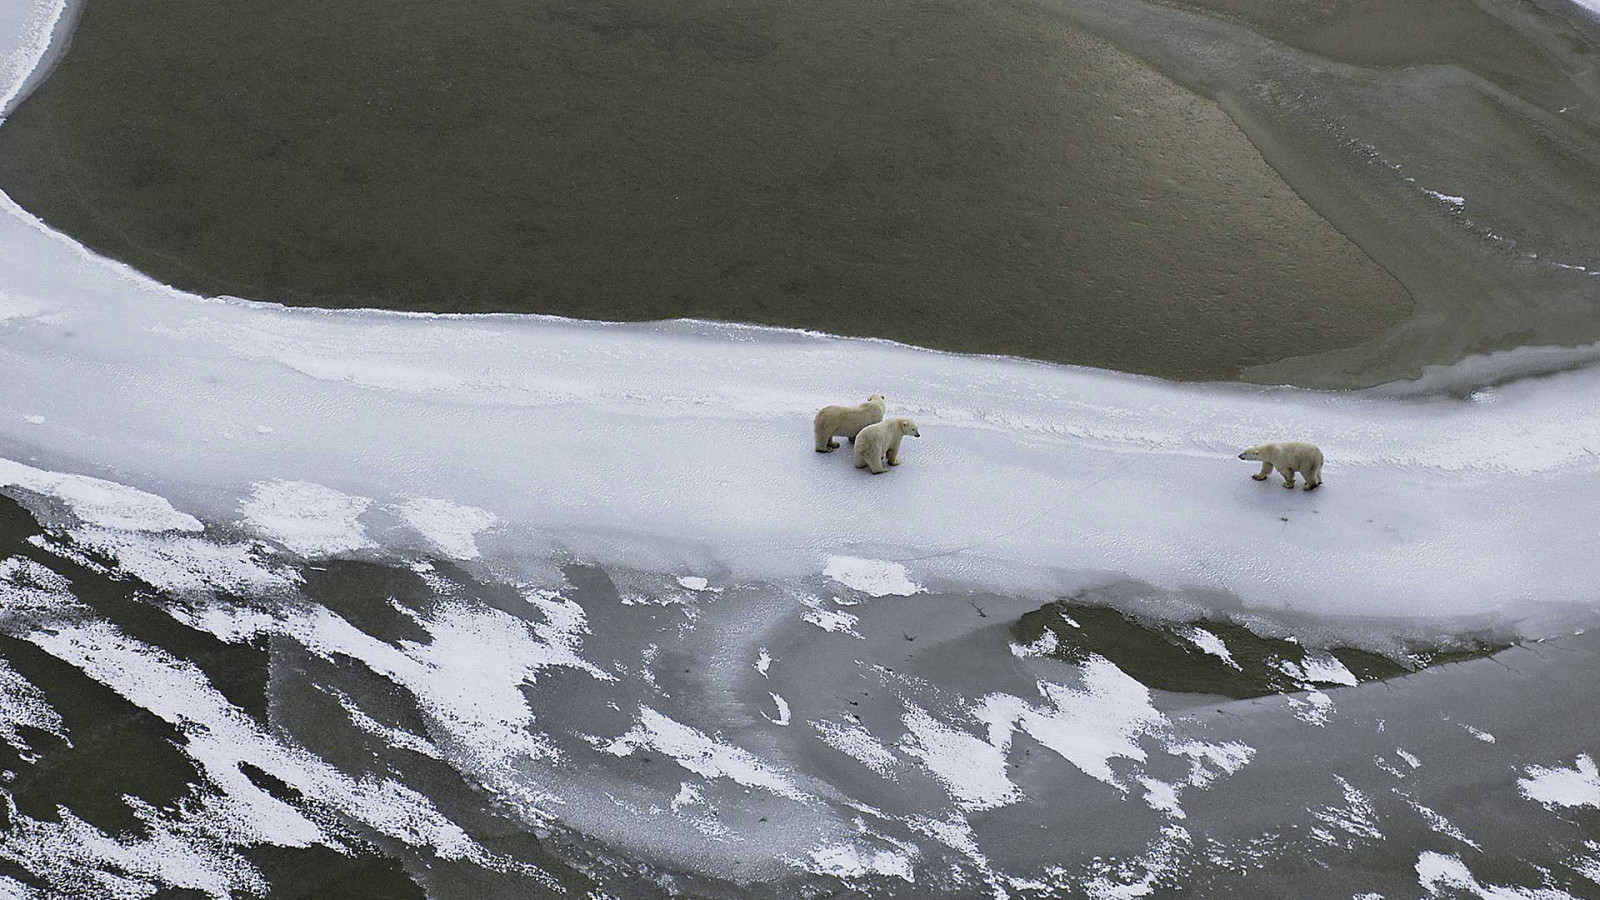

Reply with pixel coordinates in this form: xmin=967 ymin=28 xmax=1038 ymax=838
xmin=1014 ymin=601 xmax=1503 ymax=699
xmin=562 ymin=564 xmax=623 ymax=605
xmin=244 ymin=843 xmax=428 ymax=900
xmin=238 ymin=761 xmax=301 ymax=805
xmin=298 ymin=560 xmax=434 ymax=647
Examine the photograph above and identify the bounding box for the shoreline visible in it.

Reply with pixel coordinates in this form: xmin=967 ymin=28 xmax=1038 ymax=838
xmin=0 ymin=0 xmax=73 ymax=118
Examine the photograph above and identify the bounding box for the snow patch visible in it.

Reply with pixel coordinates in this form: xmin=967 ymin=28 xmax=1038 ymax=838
xmin=239 ymin=480 xmax=374 ymax=557
xmin=801 ymin=840 xmax=917 ymax=883
xmin=812 ymin=719 xmax=900 ymax=779
xmin=764 ymin=692 xmax=792 ymax=726
xmin=392 ymin=497 xmax=498 ymax=560
xmin=605 ymin=706 xmax=807 ymax=800
xmin=1183 ymin=627 xmax=1238 ymax=670
xmin=1518 ymin=754 xmax=1600 ymax=810
xmin=824 ymin=556 xmax=922 ymax=597
xmin=1416 ymin=852 xmax=1575 ymax=899
xmin=0 ymin=458 xmax=201 ymax=533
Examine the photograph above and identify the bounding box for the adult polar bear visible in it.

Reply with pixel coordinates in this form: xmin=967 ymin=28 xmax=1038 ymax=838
xmin=1239 ymin=442 xmax=1323 ymax=490
xmin=855 ymin=418 xmax=920 ymax=474
xmin=814 ymin=394 xmax=886 ymax=452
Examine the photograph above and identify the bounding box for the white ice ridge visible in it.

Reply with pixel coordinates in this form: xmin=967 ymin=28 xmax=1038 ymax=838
xmin=1 ymin=166 xmax=1599 ymax=626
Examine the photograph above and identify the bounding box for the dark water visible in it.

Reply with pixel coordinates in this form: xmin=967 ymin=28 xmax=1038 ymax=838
xmin=0 ymin=0 xmax=1418 ymax=381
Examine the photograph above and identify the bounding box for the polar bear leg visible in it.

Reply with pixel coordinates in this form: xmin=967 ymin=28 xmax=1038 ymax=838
xmin=1252 ymin=462 xmax=1272 ymax=481
xmin=886 ymin=434 xmax=903 ymax=466
xmin=1304 ymin=460 xmax=1322 ymax=490
xmin=815 ymin=419 xmax=840 ymax=453
xmin=1281 ymin=469 xmax=1297 ymax=488
xmin=867 ymin=455 xmax=889 ymax=474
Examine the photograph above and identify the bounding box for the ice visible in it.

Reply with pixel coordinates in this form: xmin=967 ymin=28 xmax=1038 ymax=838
xmin=0 ymin=0 xmax=64 ymax=118
xmin=0 ymin=168 xmax=1595 ymax=634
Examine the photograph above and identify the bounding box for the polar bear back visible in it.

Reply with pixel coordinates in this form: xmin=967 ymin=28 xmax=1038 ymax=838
xmin=814 ymin=395 xmax=886 ymax=438
xmin=1257 ymin=441 xmax=1323 ymax=469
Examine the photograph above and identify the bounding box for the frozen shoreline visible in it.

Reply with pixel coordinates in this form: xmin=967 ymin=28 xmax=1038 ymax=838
xmin=0 ymin=181 xmax=1597 ymax=641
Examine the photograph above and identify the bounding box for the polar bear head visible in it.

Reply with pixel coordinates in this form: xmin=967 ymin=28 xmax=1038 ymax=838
xmin=867 ymin=393 xmax=886 ymax=405
xmin=1237 ymin=445 xmax=1265 ymax=461
xmin=894 ymin=418 xmax=921 ymax=438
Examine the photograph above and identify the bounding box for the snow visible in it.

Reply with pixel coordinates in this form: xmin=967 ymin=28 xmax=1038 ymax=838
xmin=1517 ymin=754 xmax=1600 ymax=810
xmin=811 ymin=719 xmax=901 ymax=779
xmin=604 ymin=706 xmax=807 ymax=801
xmin=0 ymin=654 xmax=66 ymax=760
xmin=0 ymin=458 xmax=202 ymax=533
xmin=976 ymin=657 xmax=1165 ymax=792
xmin=0 ymin=0 xmax=64 ymax=118
xmin=392 ymin=496 xmax=498 ymax=559
xmin=239 ymin=480 xmax=375 ymax=557
xmin=1183 ymin=627 xmax=1238 ymax=669
xmin=765 ymin=692 xmax=792 ymax=726
xmin=801 ymin=840 xmax=916 ymax=882
xmin=1010 ymin=630 xmax=1060 ymax=658
xmin=824 ymin=557 xmax=923 ymax=597
xmin=803 ymin=606 xmax=863 ymax=638
xmin=899 ymin=702 xmax=1021 ymax=811
xmin=1415 ymin=852 xmax=1576 ymax=899
xmin=1298 ymin=653 xmax=1359 ymax=687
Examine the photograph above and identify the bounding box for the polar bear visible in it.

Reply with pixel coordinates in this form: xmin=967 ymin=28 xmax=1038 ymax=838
xmin=1238 ymin=442 xmax=1323 ymax=490
xmin=814 ymin=394 xmax=886 ymax=452
xmin=855 ymin=418 xmax=920 ymax=474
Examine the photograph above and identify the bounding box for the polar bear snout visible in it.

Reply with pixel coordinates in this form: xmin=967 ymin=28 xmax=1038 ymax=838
xmin=1237 ymin=452 xmax=1247 ymax=460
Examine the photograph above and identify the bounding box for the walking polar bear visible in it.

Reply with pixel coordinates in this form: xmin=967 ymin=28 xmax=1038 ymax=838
xmin=1239 ymin=442 xmax=1323 ymax=490
xmin=814 ymin=394 xmax=886 ymax=452
xmin=856 ymin=418 xmax=920 ymax=474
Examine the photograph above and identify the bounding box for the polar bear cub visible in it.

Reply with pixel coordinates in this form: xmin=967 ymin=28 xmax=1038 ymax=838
xmin=855 ymin=418 xmax=920 ymax=474
xmin=1239 ymin=442 xmax=1323 ymax=490
xmin=814 ymin=394 xmax=886 ymax=452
